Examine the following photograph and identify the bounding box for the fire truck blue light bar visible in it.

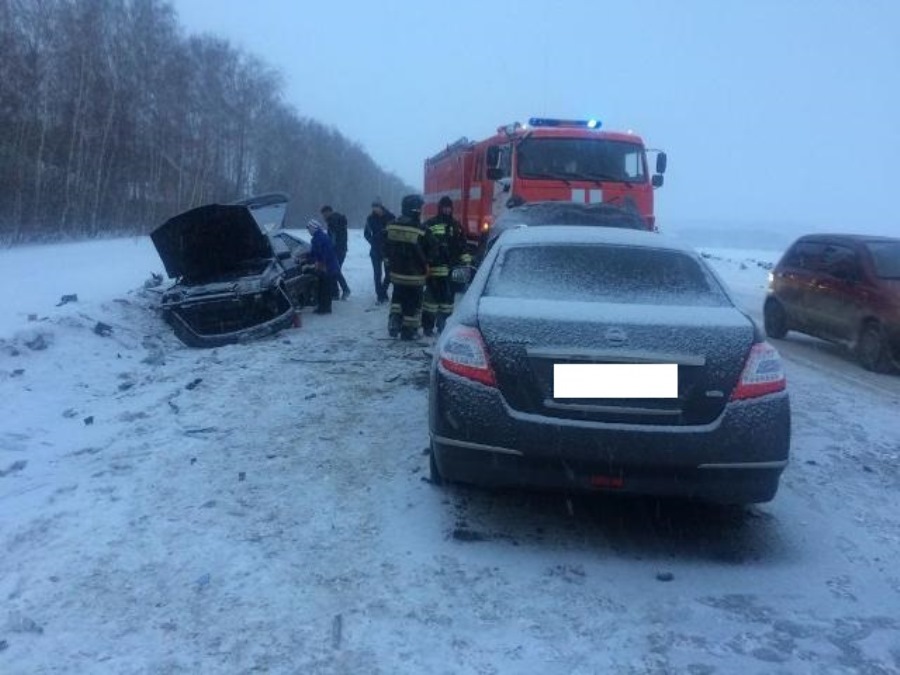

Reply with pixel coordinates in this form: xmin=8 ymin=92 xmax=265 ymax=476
xmin=527 ymin=118 xmax=603 ymax=129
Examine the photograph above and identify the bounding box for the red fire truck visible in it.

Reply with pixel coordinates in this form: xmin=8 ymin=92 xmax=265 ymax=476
xmin=423 ymin=118 xmax=666 ymax=244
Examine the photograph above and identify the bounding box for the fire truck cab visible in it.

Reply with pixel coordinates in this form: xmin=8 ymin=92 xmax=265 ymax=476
xmin=423 ymin=118 xmax=666 ymax=245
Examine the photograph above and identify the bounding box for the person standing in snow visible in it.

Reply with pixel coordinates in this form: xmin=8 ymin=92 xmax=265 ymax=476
xmin=305 ymin=218 xmax=341 ymax=314
xmin=382 ymin=195 xmax=433 ymax=340
xmin=421 ymin=195 xmax=466 ymax=337
xmin=320 ymin=205 xmax=351 ymax=300
xmin=364 ymin=199 xmax=395 ymax=303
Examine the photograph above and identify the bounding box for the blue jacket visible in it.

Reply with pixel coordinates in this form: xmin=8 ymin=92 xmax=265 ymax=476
xmin=309 ymin=229 xmax=341 ymax=277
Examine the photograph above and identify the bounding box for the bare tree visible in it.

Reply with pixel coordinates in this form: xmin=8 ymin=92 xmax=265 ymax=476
xmin=0 ymin=0 xmax=416 ymax=244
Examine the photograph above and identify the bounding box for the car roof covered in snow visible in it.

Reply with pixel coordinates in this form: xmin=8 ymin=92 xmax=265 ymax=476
xmin=496 ymin=224 xmax=697 ymax=253
xmin=795 ymin=233 xmax=900 ymax=246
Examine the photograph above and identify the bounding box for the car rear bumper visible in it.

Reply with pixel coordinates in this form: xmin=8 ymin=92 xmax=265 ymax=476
xmin=429 ymin=369 xmax=791 ymax=504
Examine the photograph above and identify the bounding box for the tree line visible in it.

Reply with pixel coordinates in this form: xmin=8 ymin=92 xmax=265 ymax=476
xmin=0 ymin=0 xmax=414 ymax=244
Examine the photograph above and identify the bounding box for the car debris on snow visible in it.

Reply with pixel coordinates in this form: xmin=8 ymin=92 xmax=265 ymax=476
xmin=24 ymin=333 xmax=49 ymax=350
xmin=143 ymin=273 xmax=163 ymax=289
xmin=56 ymin=294 xmax=78 ymax=306
xmin=331 ymin=614 xmax=343 ymax=649
xmin=0 ymin=460 xmax=27 ymax=477
xmin=7 ymin=611 xmax=44 ymax=635
xmin=183 ymin=427 xmax=217 ymax=435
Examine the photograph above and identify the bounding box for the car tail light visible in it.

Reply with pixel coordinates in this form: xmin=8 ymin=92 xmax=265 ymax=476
xmin=438 ymin=325 xmax=497 ymax=387
xmin=731 ymin=342 xmax=787 ymax=401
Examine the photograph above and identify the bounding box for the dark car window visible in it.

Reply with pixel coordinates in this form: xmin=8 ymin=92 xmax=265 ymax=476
xmin=783 ymin=241 xmax=825 ymax=270
xmin=485 ymin=244 xmax=730 ymax=306
xmin=865 ymin=241 xmax=900 ymax=278
xmin=820 ymin=244 xmax=862 ymax=280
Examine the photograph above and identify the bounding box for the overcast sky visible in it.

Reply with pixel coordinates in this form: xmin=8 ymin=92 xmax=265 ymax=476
xmin=172 ymin=0 xmax=899 ymax=233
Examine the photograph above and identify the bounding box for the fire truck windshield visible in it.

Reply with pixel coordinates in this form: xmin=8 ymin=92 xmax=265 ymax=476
xmin=516 ymin=137 xmax=647 ymax=184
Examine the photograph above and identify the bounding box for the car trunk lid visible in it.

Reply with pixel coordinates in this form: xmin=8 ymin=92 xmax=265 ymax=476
xmin=478 ymin=297 xmax=755 ymax=425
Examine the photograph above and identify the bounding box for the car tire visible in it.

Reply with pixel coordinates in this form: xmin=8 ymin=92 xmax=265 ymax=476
xmin=763 ymin=299 xmax=788 ymax=339
xmin=856 ymin=322 xmax=893 ymax=373
xmin=428 ymin=442 xmax=444 ymax=486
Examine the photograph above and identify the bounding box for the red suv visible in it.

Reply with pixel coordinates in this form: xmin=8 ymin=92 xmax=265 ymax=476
xmin=764 ymin=234 xmax=900 ymax=372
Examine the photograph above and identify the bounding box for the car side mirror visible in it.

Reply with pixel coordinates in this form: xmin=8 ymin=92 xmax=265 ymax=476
xmin=452 ymin=266 xmax=473 ymax=285
xmin=656 ymin=152 xmax=667 ymax=174
xmin=652 ymin=174 xmax=664 ymax=188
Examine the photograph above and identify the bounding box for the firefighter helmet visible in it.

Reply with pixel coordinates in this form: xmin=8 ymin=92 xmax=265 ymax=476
xmin=401 ymin=194 xmax=424 ymax=218
xmin=438 ymin=195 xmax=453 ymax=210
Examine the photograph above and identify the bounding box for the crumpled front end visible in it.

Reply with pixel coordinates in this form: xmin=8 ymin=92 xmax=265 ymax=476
xmin=160 ymin=266 xmax=294 ymax=348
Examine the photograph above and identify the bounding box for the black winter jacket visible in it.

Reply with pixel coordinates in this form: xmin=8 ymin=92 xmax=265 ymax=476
xmin=325 ymin=211 xmax=348 ymax=256
xmin=364 ymin=209 xmax=395 ymax=256
xmin=382 ymin=216 xmax=434 ymax=286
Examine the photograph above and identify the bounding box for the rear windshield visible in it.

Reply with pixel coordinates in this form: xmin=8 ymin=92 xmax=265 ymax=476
xmin=865 ymin=241 xmax=900 ymax=279
xmin=485 ymin=244 xmax=730 ymax=306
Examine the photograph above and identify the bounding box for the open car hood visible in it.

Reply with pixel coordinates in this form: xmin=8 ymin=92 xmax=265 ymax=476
xmin=151 ymin=194 xmax=289 ymax=280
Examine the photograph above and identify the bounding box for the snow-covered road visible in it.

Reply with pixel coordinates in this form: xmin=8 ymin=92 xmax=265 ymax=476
xmin=2 ymin=232 xmax=899 ymax=674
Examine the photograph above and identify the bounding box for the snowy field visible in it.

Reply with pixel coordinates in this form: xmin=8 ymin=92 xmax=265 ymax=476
xmin=2 ymin=231 xmax=900 ymax=674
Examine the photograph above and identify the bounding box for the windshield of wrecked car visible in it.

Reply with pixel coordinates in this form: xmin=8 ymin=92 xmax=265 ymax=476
xmin=485 ymin=244 xmax=729 ymax=306
xmin=516 ymin=138 xmax=647 ymax=183
xmin=865 ymin=241 xmax=900 ymax=278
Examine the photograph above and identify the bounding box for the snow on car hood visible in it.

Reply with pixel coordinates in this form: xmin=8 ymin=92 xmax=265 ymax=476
xmin=151 ymin=202 xmax=276 ymax=281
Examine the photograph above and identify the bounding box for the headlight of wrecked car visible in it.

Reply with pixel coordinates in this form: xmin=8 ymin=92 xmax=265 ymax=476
xmin=234 ymin=278 xmax=264 ymax=294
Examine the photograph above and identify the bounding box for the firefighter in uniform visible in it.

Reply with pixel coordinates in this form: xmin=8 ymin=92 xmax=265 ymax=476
xmin=383 ymin=194 xmax=433 ymax=340
xmin=422 ymin=195 xmax=466 ymax=336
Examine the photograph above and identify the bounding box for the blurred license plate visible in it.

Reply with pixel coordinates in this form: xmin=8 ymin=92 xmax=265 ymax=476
xmin=553 ymin=364 xmax=678 ymax=399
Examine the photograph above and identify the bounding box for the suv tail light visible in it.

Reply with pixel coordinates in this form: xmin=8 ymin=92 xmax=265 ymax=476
xmin=438 ymin=325 xmax=497 ymax=387
xmin=731 ymin=342 xmax=787 ymax=401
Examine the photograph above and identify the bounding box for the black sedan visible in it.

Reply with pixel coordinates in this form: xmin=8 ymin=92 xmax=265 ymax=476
xmin=429 ymin=226 xmax=791 ymax=504
xmin=151 ymin=193 xmax=318 ymax=348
